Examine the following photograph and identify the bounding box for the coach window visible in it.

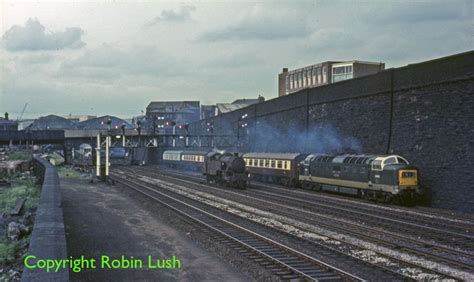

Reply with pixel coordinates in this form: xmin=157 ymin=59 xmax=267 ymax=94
xmin=277 ymin=160 xmax=282 ymax=169
xmin=264 ymin=160 xmax=269 ymax=167
xmin=323 ymin=66 xmax=327 ymax=83
xmin=271 ymin=160 xmax=275 ymax=168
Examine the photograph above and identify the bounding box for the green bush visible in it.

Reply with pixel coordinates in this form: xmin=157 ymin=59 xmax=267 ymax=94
xmin=0 ymin=180 xmax=40 ymax=213
xmin=0 ymin=241 xmax=19 ymax=265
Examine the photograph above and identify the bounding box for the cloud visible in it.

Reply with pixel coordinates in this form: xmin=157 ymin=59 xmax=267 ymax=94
xmin=59 ymin=44 xmax=187 ymax=80
xmin=1 ymin=18 xmax=85 ymax=52
xmin=363 ymin=0 xmax=471 ymax=24
xmin=145 ymin=5 xmax=196 ymax=26
xmin=199 ymin=5 xmax=314 ymax=41
xmin=201 ymin=50 xmax=264 ymax=69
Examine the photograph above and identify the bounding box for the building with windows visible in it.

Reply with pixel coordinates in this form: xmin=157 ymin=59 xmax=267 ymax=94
xmin=278 ymin=60 xmax=385 ymax=97
xmin=145 ymin=101 xmax=201 ymax=129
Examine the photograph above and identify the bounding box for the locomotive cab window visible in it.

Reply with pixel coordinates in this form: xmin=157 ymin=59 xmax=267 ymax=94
xmin=384 ymin=157 xmax=397 ymax=165
xmin=397 ymin=157 xmax=408 ymax=164
xmin=372 ymin=160 xmax=382 ymax=170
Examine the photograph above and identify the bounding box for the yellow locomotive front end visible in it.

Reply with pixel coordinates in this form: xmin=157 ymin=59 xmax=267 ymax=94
xmin=395 ymin=169 xmax=420 ymax=205
xmin=398 ymin=169 xmax=418 ymax=187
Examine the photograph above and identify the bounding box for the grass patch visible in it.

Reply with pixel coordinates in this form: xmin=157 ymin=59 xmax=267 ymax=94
xmin=57 ymin=166 xmax=82 ymax=179
xmin=0 ymin=179 xmax=40 ymax=214
xmin=0 ymin=240 xmax=19 ymax=265
xmin=7 ymin=151 xmax=32 ymax=161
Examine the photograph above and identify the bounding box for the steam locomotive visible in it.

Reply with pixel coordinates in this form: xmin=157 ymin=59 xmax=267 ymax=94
xmin=204 ymin=151 xmax=248 ymax=189
xmin=162 ymin=150 xmax=248 ymax=189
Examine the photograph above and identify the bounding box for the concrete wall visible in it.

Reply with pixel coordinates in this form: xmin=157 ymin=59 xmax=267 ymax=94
xmin=187 ymin=51 xmax=474 ymax=212
xmin=22 ymin=157 xmax=69 ymax=281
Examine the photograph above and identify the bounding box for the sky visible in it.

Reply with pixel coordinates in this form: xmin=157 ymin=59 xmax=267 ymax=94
xmin=0 ymin=0 xmax=472 ymax=119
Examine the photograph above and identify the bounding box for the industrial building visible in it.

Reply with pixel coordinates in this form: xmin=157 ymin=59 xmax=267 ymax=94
xmin=278 ymin=60 xmax=385 ymax=97
xmin=25 ymin=115 xmax=76 ymax=131
xmin=146 ymin=101 xmax=201 ymax=128
xmin=0 ymin=113 xmax=18 ymax=131
xmin=201 ymin=97 xmax=264 ymax=119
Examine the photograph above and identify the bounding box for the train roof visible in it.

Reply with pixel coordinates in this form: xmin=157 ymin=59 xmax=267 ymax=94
xmin=242 ymin=152 xmax=306 ymax=160
xmin=163 ymin=150 xmax=183 ymax=154
xmin=307 ymin=154 xmax=409 ymax=165
xmin=181 ymin=150 xmax=209 ymax=156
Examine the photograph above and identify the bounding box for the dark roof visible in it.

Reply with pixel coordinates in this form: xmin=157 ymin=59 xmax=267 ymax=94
xmin=231 ymin=99 xmax=259 ymax=105
xmin=27 ymin=115 xmax=75 ymax=130
xmin=146 ymin=101 xmax=200 ymax=114
xmin=75 ymin=115 xmax=134 ymax=130
xmin=0 ymin=117 xmax=18 ymax=125
xmin=242 ymin=152 xmax=306 ymax=160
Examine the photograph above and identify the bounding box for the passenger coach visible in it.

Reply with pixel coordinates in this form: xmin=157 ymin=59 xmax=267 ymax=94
xmin=162 ymin=150 xmax=208 ymax=171
xmin=242 ymin=152 xmax=308 ymax=186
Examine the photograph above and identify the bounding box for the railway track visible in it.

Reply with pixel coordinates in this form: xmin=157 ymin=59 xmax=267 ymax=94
xmin=156 ymin=166 xmax=474 ymax=235
xmin=150 ymin=166 xmax=474 ymax=250
xmin=117 ymin=165 xmax=473 ymax=279
xmin=109 ymin=172 xmax=380 ymax=281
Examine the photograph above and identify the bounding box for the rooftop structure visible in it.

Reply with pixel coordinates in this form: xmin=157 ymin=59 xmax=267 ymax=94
xmin=278 ymin=60 xmax=385 ymax=97
xmin=75 ymin=115 xmax=134 ymax=130
xmin=215 ymin=97 xmax=264 ymax=116
xmin=26 ymin=115 xmax=75 ymax=131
